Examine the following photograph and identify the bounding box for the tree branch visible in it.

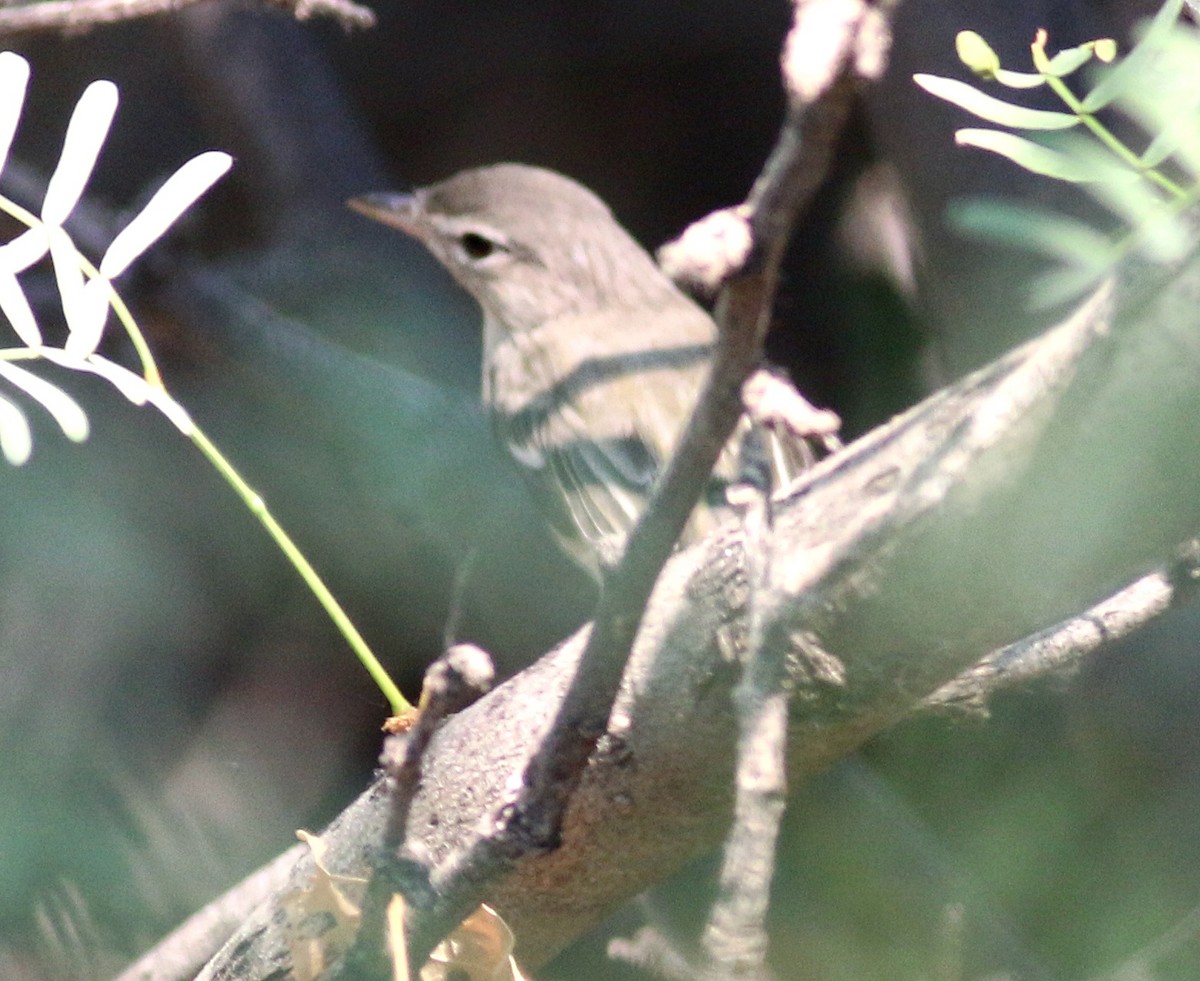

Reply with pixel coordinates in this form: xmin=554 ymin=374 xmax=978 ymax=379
xmin=181 ymin=238 xmax=1200 ymax=977
xmin=0 ymin=0 xmax=374 ymax=36
xmin=357 ymin=2 xmax=894 ymax=971
xmin=924 ymin=539 xmax=1200 ymax=715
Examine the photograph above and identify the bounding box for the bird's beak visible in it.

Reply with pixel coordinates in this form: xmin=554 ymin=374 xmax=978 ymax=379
xmin=347 ymin=191 xmax=426 ymax=238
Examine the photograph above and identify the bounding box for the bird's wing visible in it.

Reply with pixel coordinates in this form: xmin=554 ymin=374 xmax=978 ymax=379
xmin=487 ymin=304 xmax=830 ymax=572
xmin=487 ymin=304 xmax=715 ymax=570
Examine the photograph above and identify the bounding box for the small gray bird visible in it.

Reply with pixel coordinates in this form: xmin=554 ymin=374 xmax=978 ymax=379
xmin=351 ymin=164 xmax=831 ymax=576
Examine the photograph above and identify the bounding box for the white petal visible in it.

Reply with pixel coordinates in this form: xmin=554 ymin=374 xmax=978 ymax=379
xmin=62 ymin=276 xmax=110 ymax=357
xmin=0 ymin=391 xmax=31 ymax=464
xmin=140 ymin=382 xmax=194 ymax=434
xmin=0 ymin=226 xmax=50 ymax=274
xmin=40 ymin=349 xmax=194 ymax=435
xmin=48 ymin=225 xmax=86 ymax=328
xmin=42 ymin=79 xmax=118 ymax=227
xmin=100 ymin=151 xmax=233 ymax=278
xmin=0 ymin=53 xmax=31 ymax=177
xmin=0 ymin=358 xmax=88 ymax=441
xmin=0 ymin=269 xmax=41 ymax=346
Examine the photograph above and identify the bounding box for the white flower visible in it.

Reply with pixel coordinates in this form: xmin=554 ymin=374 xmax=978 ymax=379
xmin=0 ymin=50 xmax=228 ymax=462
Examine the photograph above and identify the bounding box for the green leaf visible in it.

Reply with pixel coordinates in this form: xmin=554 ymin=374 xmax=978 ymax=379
xmin=954 ymin=129 xmax=1100 ymax=181
xmin=0 ymin=391 xmax=30 ymax=465
xmin=1061 ymin=136 xmax=1193 ymax=260
xmin=993 ymin=68 xmax=1049 ymax=90
xmin=1081 ymin=0 xmax=1185 ymax=112
xmin=914 ymin=75 xmax=1080 ymax=129
xmin=948 ymin=198 xmax=1114 ymax=265
xmin=1029 ymin=264 xmax=1112 ymax=309
xmin=1045 ymin=43 xmax=1098 ymax=77
xmin=1139 ymin=111 xmax=1200 ymax=176
xmin=1120 ymin=27 xmax=1200 ymax=177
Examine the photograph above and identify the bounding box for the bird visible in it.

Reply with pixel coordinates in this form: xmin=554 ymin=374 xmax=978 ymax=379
xmin=350 ymin=163 xmax=835 ymax=577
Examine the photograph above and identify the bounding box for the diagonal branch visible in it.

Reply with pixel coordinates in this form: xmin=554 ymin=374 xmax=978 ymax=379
xmin=377 ymin=1 xmax=895 ymax=971
xmin=182 ymin=221 xmax=1200 ymax=978
xmin=0 ymin=0 xmax=374 ymax=35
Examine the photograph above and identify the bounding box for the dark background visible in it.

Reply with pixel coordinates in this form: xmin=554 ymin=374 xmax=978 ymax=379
xmin=1 ymin=1 xmax=1196 ymax=978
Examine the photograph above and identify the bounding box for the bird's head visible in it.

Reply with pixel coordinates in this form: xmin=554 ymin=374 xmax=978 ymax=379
xmin=350 ymin=163 xmax=677 ymax=336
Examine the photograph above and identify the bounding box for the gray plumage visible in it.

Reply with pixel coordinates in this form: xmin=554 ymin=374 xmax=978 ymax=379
xmin=352 ymin=164 xmax=816 ymax=575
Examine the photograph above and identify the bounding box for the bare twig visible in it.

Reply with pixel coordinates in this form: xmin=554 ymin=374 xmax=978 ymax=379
xmin=391 ymin=1 xmax=893 ymax=970
xmin=925 ymin=539 xmax=1200 ymax=714
xmin=0 ymin=0 xmax=374 ymax=36
xmin=609 ymin=926 xmax=697 ymax=981
xmin=345 ymin=644 xmax=495 ymax=978
xmin=701 ymin=428 xmax=786 ymax=981
xmin=694 ymin=5 xmax=891 ymax=975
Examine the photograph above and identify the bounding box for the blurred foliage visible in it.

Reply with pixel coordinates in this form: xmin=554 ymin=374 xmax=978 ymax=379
xmin=0 ymin=1 xmax=1198 ymax=979
xmin=917 ymin=0 xmax=1200 ymax=308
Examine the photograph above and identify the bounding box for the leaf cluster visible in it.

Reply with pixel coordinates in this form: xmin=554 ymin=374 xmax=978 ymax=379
xmin=915 ymin=0 xmax=1200 ymax=307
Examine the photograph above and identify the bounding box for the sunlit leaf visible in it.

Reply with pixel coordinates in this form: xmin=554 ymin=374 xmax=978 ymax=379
xmin=1082 ymin=0 xmax=1185 ymax=112
xmin=387 ymin=894 xmax=410 ymax=981
xmin=955 ymin=31 xmax=1000 ymax=78
xmin=993 ymin=67 xmax=1049 ymax=90
xmin=40 ymin=350 xmax=194 ymax=435
xmin=0 ymin=270 xmax=40 ymax=346
xmin=954 ymin=129 xmax=1101 ymax=181
xmin=0 ymin=226 xmax=50 ymax=275
xmin=100 ymin=151 xmax=233 ymax=278
xmin=949 ymin=198 xmax=1115 ymax=265
xmin=422 ymin=904 xmax=525 ymax=981
xmin=0 ymin=392 xmax=30 ymax=464
xmin=0 ymin=359 xmax=88 ymax=441
xmin=41 ymin=79 xmax=118 ymax=227
xmin=0 ymin=52 xmax=30 ymax=176
xmin=48 ymin=224 xmax=85 ymax=318
xmin=914 ymin=74 xmax=1079 ymax=129
xmin=62 ymin=277 xmax=111 ymax=358
xmin=283 ymin=831 xmax=366 ymax=981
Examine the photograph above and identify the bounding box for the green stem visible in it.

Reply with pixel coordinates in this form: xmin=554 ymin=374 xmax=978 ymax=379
xmin=1041 ymin=75 xmax=1188 ymax=200
xmin=187 ymin=422 xmax=411 ymax=716
xmin=0 ymin=192 xmax=411 ymax=716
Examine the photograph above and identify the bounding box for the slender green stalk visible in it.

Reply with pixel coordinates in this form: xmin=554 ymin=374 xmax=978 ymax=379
xmin=186 ymin=422 xmax=411 ymax=716
xmin=1029 ymin=35 xmax=1188 ymax=200
xmin=0 ymin=192 xmax=411 ymax=717
xmin=1044 ymin=74 xmax=1187 ymax=199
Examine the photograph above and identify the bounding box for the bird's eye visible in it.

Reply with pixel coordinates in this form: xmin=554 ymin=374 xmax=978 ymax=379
xmin=459 ymin=231 xmax=500 ymax=261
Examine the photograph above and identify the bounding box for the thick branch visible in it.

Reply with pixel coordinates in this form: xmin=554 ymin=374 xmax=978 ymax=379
xmin=190 ymin=246 xmax=1200 ymax=976
xmin=380 ymin=2 xmax=888 ymax=969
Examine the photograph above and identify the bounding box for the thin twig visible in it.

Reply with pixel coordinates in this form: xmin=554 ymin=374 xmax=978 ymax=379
xmin=924 ymin=539 xmax=1200 ymax=714
xmin=344 ymin=644 xmax=495 ymax=978
xmin=0 ymin=0 xmax=374 ymax=35
xmin=701 ymin=427 xmax=785 ymax=981
xmin=695 ymin=5 xmax=891 ymax=976
xmin=393 ymin=0 xmax=895 ymax=970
